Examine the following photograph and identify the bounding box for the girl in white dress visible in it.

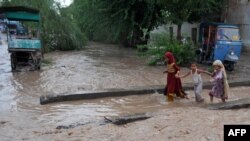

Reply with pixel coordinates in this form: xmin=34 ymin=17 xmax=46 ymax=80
xmin=180 ymin=63 xmax=212 ymax=102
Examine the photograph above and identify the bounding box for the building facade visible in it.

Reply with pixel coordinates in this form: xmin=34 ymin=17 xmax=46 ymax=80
xmin=226 ymin=0 xmax=250 ymax=50
xmin=151 ymin=22 xmax=199 ymax=44
xmin=152 ymin=0 xmax=250 ymax=50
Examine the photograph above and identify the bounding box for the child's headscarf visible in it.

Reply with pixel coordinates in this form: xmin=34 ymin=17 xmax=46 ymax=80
xmin=212 ymin=60 xmax=230 ymax=98
xmin=164 ymin=52 xmax=176 ymax=64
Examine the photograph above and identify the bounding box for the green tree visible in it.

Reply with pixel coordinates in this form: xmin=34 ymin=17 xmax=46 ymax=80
xmin=72 ymin=0 xmax=163 ymax=47
xmin=158 ymin=0 xmax=224 ymax=40
xmin=1 ymin=0 xmax=87 ymax=51
xmin=72 ymin=0 xmax=224 ymax=46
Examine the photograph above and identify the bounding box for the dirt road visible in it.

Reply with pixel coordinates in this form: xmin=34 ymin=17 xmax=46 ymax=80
xmin=1 ymin=32 xmax=250 ymax=141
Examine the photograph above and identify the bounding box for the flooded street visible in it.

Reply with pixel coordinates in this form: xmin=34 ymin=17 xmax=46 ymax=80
xmin=1 ymin=32 xmax=250 ymax=141
xmin=40 ymin=42 xmax=168 ymax=94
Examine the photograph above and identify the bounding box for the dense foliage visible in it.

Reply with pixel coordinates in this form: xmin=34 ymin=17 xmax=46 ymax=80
xmin=71 ymin=0 xmax=225 ymax=46
xmin=137 ymin=32 xmax=195 ymax=66
xmin=0 ymin=0 xmax=87 ymax=52
xmin=70 ymin=0 xmax=164 ymax=47
xmin=0 ymin=0 xmax=225 ymax=51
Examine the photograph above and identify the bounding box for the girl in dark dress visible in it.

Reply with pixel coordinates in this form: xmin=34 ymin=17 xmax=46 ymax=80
xmin=163 ymin=52 xmax=187 ymax=102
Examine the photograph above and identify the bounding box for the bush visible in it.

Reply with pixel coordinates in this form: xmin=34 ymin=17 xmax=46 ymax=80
xmin=137 ymin=32 xmax=195 ymax=66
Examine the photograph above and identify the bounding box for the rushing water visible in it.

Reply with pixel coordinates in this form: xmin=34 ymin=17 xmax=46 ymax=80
xmin=0 ymin=33 xmax=250 ymax=141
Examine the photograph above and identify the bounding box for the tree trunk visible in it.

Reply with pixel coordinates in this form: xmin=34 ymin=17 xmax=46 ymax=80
xmin=177 ymin=24 xmax=182 ymax=40
xmin=125 ymin=25 xmax=144 ymax=47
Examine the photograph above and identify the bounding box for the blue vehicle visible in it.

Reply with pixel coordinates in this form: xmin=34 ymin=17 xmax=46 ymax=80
xmin=196 ymin=22 xmax=242 ymax=71
xmin=0 ymin=6 xmax=42 ymax=70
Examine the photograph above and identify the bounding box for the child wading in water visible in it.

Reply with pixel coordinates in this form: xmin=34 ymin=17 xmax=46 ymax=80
xmin=163 ymin=52 xmax=187 ymax=102
xmin=209 ymin=60 xmax=230 ymax=102
xmin=179 ymin=63 xmax=212 ymax=102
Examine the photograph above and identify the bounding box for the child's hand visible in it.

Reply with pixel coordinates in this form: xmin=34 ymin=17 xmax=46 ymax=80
xmin=175 ymin=71 xmax=180 ymax=78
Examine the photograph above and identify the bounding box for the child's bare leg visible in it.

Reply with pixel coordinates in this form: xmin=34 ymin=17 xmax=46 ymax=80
xmin=210 ymin=96 xmax=213 ymax=102
xmin=209 ymin=92 xmax=213 ymax=102
xmin=221 ymin=98 xmax=226 ymax=102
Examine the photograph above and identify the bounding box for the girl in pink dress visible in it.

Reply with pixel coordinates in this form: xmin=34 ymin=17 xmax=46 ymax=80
xmin=209 ymin=60 xmax=229 ymax=102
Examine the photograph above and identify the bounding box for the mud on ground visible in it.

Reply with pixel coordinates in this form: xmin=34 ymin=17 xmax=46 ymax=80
xmin=1 ymin=34 xmax=250 ymax=140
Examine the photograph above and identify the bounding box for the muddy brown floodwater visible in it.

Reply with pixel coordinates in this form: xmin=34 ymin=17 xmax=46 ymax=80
xmin=1 ymin=32 xmax=250 ymax=141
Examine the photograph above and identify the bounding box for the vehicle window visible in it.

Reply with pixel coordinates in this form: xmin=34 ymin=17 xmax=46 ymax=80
xmin=216 ymin=28 xmax=240 ymax=41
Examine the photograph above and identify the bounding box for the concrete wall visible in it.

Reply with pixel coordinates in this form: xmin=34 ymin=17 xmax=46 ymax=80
xmin=151 ymin=22 xmax=199 ymax=42
xmin=226 ymin=0 xmax=250 ymax=50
